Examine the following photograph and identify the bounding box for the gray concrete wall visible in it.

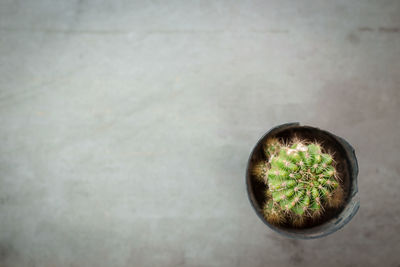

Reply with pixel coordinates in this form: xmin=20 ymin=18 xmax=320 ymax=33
xmin=0 ymin=0 xmax=399 ymax=266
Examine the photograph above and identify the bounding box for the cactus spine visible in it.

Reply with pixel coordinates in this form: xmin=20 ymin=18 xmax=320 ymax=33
xmin=252 ymin=138 xmax=344 ymax=227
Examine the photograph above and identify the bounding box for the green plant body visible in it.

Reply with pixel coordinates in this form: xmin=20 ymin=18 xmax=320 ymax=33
xmin=252 ymin=138 xmax=344 ymax=227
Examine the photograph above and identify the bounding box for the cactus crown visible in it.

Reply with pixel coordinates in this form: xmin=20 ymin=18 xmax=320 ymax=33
xmin=252 ymin=138 xmax=344 ymax=227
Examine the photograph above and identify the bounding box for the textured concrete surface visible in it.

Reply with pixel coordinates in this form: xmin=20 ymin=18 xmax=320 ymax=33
xmin=0 ymin=0 xmax=399 ymax=266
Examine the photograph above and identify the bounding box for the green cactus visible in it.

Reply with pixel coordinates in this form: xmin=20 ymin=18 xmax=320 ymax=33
xmin=252 ymin=138 xmax=344 ymax=227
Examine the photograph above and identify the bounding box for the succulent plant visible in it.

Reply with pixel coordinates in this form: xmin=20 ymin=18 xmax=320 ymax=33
xmin=252 ymin=138 xmax=344 ymax=227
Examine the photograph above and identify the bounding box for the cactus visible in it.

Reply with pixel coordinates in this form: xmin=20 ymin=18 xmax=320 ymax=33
xmin=252 ymin=138 xmax=344 ymax=227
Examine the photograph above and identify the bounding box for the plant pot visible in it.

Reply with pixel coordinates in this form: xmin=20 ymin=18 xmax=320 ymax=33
xmin=246 ymin=122 xmax=359 ymax=239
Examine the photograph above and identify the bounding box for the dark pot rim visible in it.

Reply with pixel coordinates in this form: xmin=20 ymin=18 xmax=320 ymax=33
xmin=245 ymin=122 xmax=359 ymax=239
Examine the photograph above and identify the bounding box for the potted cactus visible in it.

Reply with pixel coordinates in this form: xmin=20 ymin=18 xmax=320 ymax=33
xmin=246 ymin=123 xmax=359 ymax=239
